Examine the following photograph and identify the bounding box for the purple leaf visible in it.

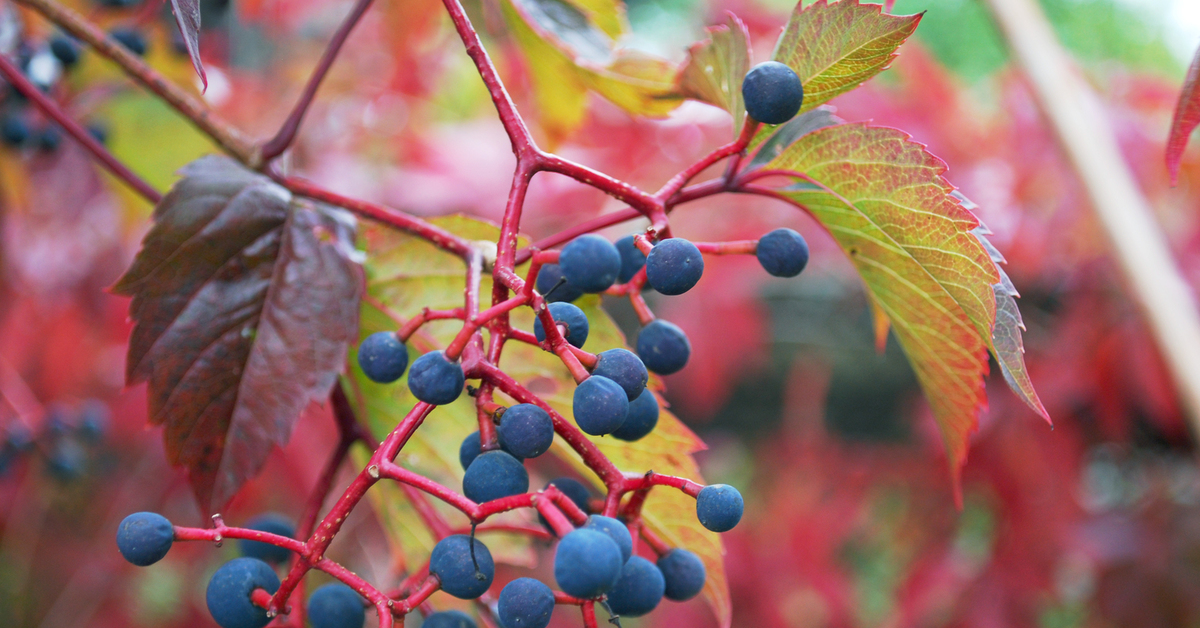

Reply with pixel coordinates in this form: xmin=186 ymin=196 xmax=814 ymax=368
xmin=169 ymin=0 xmax=207 ymax=90
xmin=113 ymin=156 xmax=363 ymax=512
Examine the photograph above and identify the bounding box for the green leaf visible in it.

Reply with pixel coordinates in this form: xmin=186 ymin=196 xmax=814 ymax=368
xmin=677 ymin=13 xmax=751 ymax=137
xmin=500 ymin=0 xmax=682 ymax=145
xmin=349 ymin=216 xmax=729 ymax=625
xmin=773 ymin=0 xmax=921 ymax=115
xmin=765 ymin=123 xmax=1023 ymax=494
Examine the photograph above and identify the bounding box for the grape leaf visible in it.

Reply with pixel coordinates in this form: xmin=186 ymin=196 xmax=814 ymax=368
xmin=764 ymin=123 xmax=1026 ymax=495
xmin=348 ymin=215 xmax=729 ymax=627
xmin=113 ymin=156 xmax=362 ymax=512
xmin=773 ymin=0 xmax=921 ymax=115
xmin=499 ymin=0 xmax=682 ymax=144
xmin=1166 ymin=44 xmax=1200 ymax=185
xmin=678 ymin=13 xmax=751 ymax=137
xmin=168 ymin=0 xmax=207 ymax=90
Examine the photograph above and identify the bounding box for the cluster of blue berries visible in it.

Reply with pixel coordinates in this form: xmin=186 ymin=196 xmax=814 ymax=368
xmin=0 ymin=399 xmax=110 ymax=482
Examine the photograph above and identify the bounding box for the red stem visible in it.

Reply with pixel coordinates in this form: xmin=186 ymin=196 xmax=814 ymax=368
xmin=0 ymin=54 xmax=162 ymax=204
xmin=259 ymin=0 xmax=376 ymax=161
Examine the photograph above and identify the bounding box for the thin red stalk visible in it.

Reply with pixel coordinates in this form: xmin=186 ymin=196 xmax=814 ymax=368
xmin=12 ymin=0 xmax=257 ymax=163
xmin=539 ymin=153 xmax=661 ymax=218
xmin=536 ymin=500 xmax=574 ymax=537
xmin=630 ymin=291 xmax=655 ymax=325
xmin=0 ymin=55 xmax=162 ymax=203
xmin=696 ymin=240 xmax=758 ymax=255
xmin=282 ymin=177 xmax=474 ymax=257
xmin=639 ymin=525 xmax=670 ymax=556
xmin=250 ymin=588 xmax=275 ymax=610
xmin=568 ymin=346 xmax=598 ymax=370
xmin=377 ymin=461 xmax=478 ymax=515
xmin=517 ymin=208 xmax=644 ymax=264
xmin=400 ymin=483 xmax=455 ymax=539
xmin=399 ymin=308 xmax=467 ymax=342
xmin=394 ymin=576 xmax=441 ymax=615
xmin=581 ymin=601 xmax=599 ymax=628
xmin=554 ymin=592 xmax=589 ymax=605
xmin=451 ymin=523 xmax=555 ymax=542
xmin=654 ymin=120 xmax=759 ymax=202
xmin=259 ymin=0 xmax=375 ymax=161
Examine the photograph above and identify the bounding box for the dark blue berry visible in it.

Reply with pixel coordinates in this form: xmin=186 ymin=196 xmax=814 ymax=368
xmin=423 ymin=610 xmax=477 ymax=628
xmin=554 ymin=528 xmax=623 ymax=599
xmin=49 ymin=35 xmax=81 ymax=68
xmin=46 ymin=439 xmax=86 ymax=481
xmin=756 ymin=228 xmax=810 ymax=277
xmin=78 ymin=399 xmax=110 ymax=442
xmin=407 ymin=351 xmax=464 ymax=405
xmin=742 ymin=61 xmax=804 ymax=125
xmin=533 ymin=302 xmax=589 ymax=348
xmin=615 ymin=235 xmax=646 ymax=283
xmin=237 ymin=513 xmax=295 ymax=565
xmin=86 ymin=122 xmax=108 ymax=145
xmin=657 ymin=547 xmax=706 ymax=601
xmin=535 ymin=264 xmax=583 ymax=303
xmin=591 ymin=349 xmax=647 ymax=401
xmin=696 ymin=484 xmax=743 ymax=532
xmin=1 ymin=114 xmax=29 ymax=147
xmin=572 ymin=376 xmax=629 ymax=436
xmin=429 ymin=535 xmax=494 ymax=599
xmin=605 ymin=556 xmax=665 ymax=617
xmin=307 ymin=583 xmax=365 ymax=628
xmin=497 ymin=404 xmax=554 ymax=459
xmin=37 ymin=125 xmax=61 ymax=152
xmin=636 ymin=320 xmax=691 ymax=375
xmin=498 ymin=578 xmax=554 ymax=628
xmin=611 ymin=389 xmax=658 ymax=441
xmin=109 ymin=28 xmax=148 ymax=57
xmin=582 ymin=515 xmax=631 ymax=564
xmin=116 ymin=511 xmax=174 ymax=566
xmin=559 ymin=235 xmax=621 ymax=293
xmin=205 ymin=557 xmax=280 ymax=628
xmin=357 ymin=331 xmax=409 ymax=383
xmin=463 ymin=451 xmax=528 ymax=503
xmin=645 ymin=238 xmax=704 ymax=295
xmin=459 ymin=431 xmax=523 ymax=470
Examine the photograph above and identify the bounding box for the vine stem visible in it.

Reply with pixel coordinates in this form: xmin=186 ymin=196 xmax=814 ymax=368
xmin=259 ymin=0 xmax=376 ymax=161
xmin=0 ymin=54 xmax=162 ymax=203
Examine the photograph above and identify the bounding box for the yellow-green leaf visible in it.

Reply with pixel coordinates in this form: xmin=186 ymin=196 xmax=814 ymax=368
xmin=349 ymin=216 xmax=729 ymax=625
xmin=765 ymin=123 xmax=1016 ymax=494
xmin=773 ymin=0 xmax=921 ymax=115
xmin=677 ymin=13 xmax=751 ymax=137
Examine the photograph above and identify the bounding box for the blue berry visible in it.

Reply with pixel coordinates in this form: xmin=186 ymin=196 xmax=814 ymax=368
xmin=554 ymin=528 xmax=623 ymax=599
xmin=307 ymin=583 xmax=365 ymax=628
xmin=109 ymin=27 xmax=148 ymax=57
xmin=615 ymin=235 xmax=646 ymax=283
xmin=611 ymin=389 xmax=658 ymax=441
xmin=423 ymin=610 xmax=477 ymax=628
xmin=463 ymin=451 xmax=528 ymax=503
xmin=696 ymin=484 xmax=743 ymax=532
xmin=592 ymin=349 xmax=647 ymax=401
xmin=498 ymin=577 xmax=554 ymax=628
xmin=605 ymin=556 xmax=665 ymax=617
xmin=458 ymin=431 xmax=523 ymax=470
xmin=430 ymin=535 xmax=494 ymax=599
xmin=237 ymin=513 xmax=295 ymax=565
xmin=535 ymin=264 xmax=583 ymax=303
xmin=533 ymin=302 xmax=589 ymax=348
xmin=742 ymin=61 xmax=804 ymax=125
xmin=572 ymin=376 xmax=629 ymax=436
xmin=116 ymin=512 xmax=174 ymax=566
xmin=636 ymin=320 xmax=691 ymax=375
xmin=1 ymin=114 xmax=29 ymax=147
xmin=582 ymin=515 xmax=632 ymax=564
xmin=78 ymin=399 xmax=110 ymax=442
xmin=49 ymin=35 xmax=81 ymax=67
xmin=757 ymin=228 xmax=809 ymax=277
xmin=37 ymin=125 xmax=61 ymax=152
xmin=87 ymin=122 xmax=108 ymax=145
xmin=657 ymin=548 xmax=706 ymax=601
xmin=559 ymin=235 xmax=621 ymax=293
xmin=357 ymin=332 xmax=409 ymax=383
xmin=46 ymin=439 xmax=86 ymax=481
xmin=408 ymin=351 xmax=465 ymax=405
xmin=645 ymin=238 xmax=704 ymax=296
xmin=205 ymin=557 xmax=280 ymax=628
xmin=497 ymin=404 xmax=554 ymax=459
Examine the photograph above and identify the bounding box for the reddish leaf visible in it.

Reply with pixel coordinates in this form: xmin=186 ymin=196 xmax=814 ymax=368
xmin=169 ymin=0 xmax=207 ymax=90
xmin=678 ymin=13 xmax=751 ymax=137
xmin=113 ymin=156 xmax=362 ymax=512
xmin=1166 ymin=44 xmax=1200 ymax=185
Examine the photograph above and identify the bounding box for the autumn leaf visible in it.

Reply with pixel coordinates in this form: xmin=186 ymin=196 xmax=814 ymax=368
xmin=168 ymin=0 xmax=206 ymax=90
xmin=348 ymin=215 xmax=730 ymax=627
xmin=499 ymin=0 xmax=682 ymax=145
xmin=113 ymin=156 xmax=362 ymax=512
xmin=677 ymin=13 xmax=751 ymax=137
xmin=1167 ymin=44 xmax=1200 ymax=185
xmin=762 ymin=123 xmax=1035 ymax=495
xmin=773 ymin=0 xmax=921 ymax=115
